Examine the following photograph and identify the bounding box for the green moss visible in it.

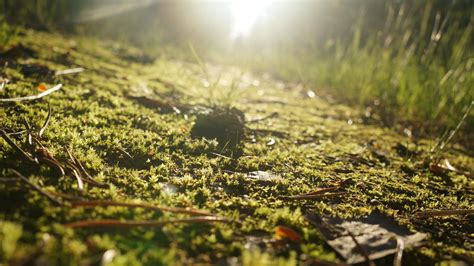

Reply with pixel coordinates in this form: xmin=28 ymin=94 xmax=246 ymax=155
xmin=0 ymin=29 xmax=473 ymax=265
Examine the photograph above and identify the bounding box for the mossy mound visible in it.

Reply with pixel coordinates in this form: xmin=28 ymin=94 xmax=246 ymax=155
xmin=191 ymin=107 xmax=245 ymax=150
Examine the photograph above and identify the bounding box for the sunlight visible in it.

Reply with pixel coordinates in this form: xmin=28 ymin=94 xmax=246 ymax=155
xmin=230 ymin=0 xmax=274 ymax=39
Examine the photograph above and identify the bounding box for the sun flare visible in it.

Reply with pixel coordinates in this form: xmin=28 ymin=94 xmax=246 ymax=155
xmin=230 ymin=0 xmax=274 ymax=39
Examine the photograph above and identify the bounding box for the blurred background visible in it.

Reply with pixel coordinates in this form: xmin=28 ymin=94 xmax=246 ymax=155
xmin=1 ymin=0 xmax=473 ymax=137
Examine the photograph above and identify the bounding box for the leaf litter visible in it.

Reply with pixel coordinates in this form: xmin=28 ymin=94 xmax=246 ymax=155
xmin=305 ymin=211 xmax=428 ymax=264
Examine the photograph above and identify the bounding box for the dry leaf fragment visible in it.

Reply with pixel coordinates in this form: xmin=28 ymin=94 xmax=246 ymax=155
xmin=305 ymin=211 xmax=427 ymax=264
xmin=274 ymin=225 xmax=302 ymax=243
xmin=429 ymin=158 xmax=466 ymax=175
xmin=266 ymin=138 xmax=276 ymax=146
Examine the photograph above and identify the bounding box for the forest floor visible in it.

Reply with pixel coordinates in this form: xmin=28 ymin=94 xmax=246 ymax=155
xmin=0 ymin=29 xmax=473 ymax=266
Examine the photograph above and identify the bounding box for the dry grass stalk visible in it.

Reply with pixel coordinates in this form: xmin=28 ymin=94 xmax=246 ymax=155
xmin=281 ymin=191 xmax=348 ymax=201
xmin=11 ymin=170 xmax=63 ymax=206
xmin=71 ymin=200 xmax=217 ymax=217
xmin=65 ymin=216 xmax=231 ymax=228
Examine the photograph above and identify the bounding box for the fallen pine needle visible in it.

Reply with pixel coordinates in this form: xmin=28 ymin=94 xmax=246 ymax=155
xmin=11 ymin=169 xmax=63 ymax=206
xmin=295 ymin=187 xmax=339 ymax=196
xmin=281 ymin=192 xmax=348 ymax=200
xmin=0 ymin=129 xmax=38 ymax=163
xmin=71 ymin=200 xmax=217 ymax=216
xmin=55 ymin=67 xmax=84 ymax=76
xmin=65 ymin=216 xmax=231 ymax=228
xmin=38 ymin=103 xmax=52 ymax=138
xmin=0 ymin=84 xmax=62 ymax=102
xmin=414 ymin=209 xmax=474 ymax=218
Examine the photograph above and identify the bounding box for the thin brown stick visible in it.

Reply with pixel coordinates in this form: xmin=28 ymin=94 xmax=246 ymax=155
xmin=297 ymin=187 xmax=340 ymax=196
xmin=414 ymin=209 xmax=474 ymax=218
xmin=0 ymin=177 xmax=20 ymax=183
xmin=40 ymin=157 xmax=66 ymax=176
xmin=63 ymin=148 xmax=109 ymax=188
xmin=209 ymin=152 xmax=235 ymax=161
xmin=0 ymin=129 xmax=38 ymax=163
xmin=245 ymin=99 xmax=289 ymax=105
xmin=11 ymin=170 xmax=63 ymax=206
xmin=70 ymin=168 xmax=84 ymax=190
xmin=0 ymin=84 xmax=62 ymax=102
xmin=247 ymin=112 xmax=279 ymax=123
xmin=281 ymin=192 xmax=348 ymax=201
xmin=247 ymin=127 xmax=288 ymax=137
xmin=303 ymin=259 xmax=349 ymax=266
xmin=46 ymin=190 xmax=84 ymax=201
xmin=64 ymin=147 xmax=78 ymax=164
xmin=347 ymin=230 xmax=375 ymax=266
xmin=72 ymin=154 xmax=93 ymax=180
xmin=64 ymin=216 xmax=230 ymax=228
xmin=1 ymin=129 xmax=27 ymax=136
xmin=71 ymin=200 xmax=216 ymax=216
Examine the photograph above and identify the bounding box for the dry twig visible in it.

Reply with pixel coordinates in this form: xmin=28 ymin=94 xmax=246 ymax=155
xmin=10 ymin=170 xmax=63 ymax=206
xmin=247 ymin=112 xmax=279 ymax=123
xmin=0 ymin=129 xmax=38 ymax=163
xmin=347 ymin=230 xmax=375 ymax=266
xmin=71 ymin=200 xmax=217 ymax=217
xmin=0 ymin=84 xmax=62 ymax=102
xmin=65 ymin=216 xmax=231 ymax=228
xmin=281 ymin=191 xmax=348 ymax=201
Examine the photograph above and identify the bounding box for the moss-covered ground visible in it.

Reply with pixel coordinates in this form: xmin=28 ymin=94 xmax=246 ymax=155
xmin=0 ymin=30 xmax=473 ymax=265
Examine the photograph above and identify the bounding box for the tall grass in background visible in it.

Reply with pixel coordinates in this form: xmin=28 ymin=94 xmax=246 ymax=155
xmin=0 ymin=15 xmax=17 ymax=46
xmin=0 ymin=0 xmax=84 ymax=30
xmin=236 ymin=1 xmax=473 ymax=138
